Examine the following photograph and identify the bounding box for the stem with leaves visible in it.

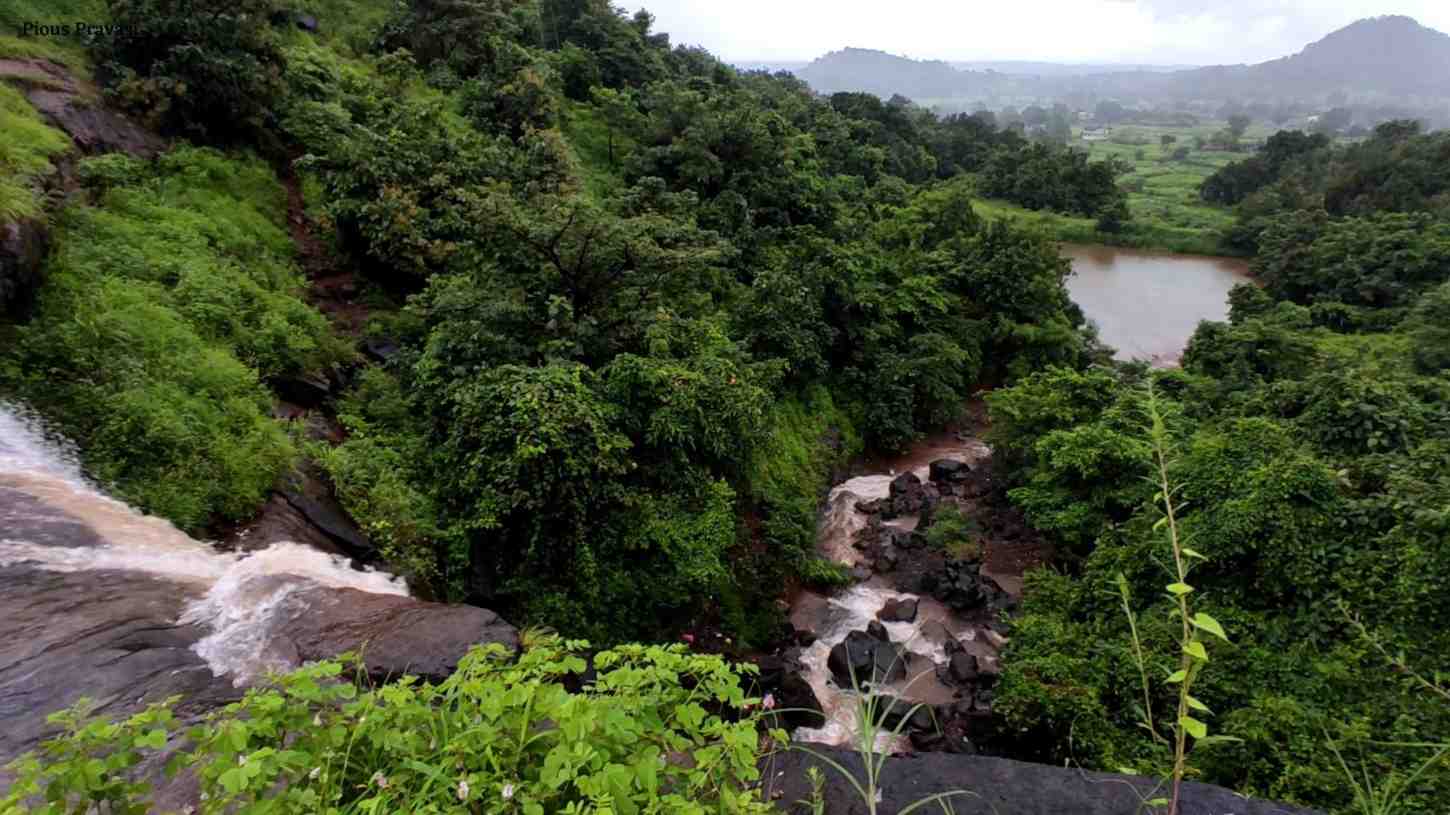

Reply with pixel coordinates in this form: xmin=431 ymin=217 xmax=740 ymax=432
xmin=1142 ymin=383 xmax=1232 ymax=815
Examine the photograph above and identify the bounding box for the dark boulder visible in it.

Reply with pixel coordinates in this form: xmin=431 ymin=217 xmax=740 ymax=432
xmin=866 ymin=619 xmax=890 ymax=643
xmin=877 ymin=597 xmax=918 ymax=623
xmin=279 ymin=476 xmax=376 ymax=560
xmin=928 ymin=458 xmax=971 ymax=484
xmin=269 ymin=372 xmax=333 ymax=407
xmin=828 ymin=630 xmax=908 ymax=689
xmin=762 ymin=748 xmax=1325 ymax=815
xmin=949 ymin=652 xmax=979 ymax=684
xmin=889 ymin=472 xmax=925 ymax=515
xmin=753 ymin=649 xmax=823 ymax=731
xmin=867 ymin=694 xmax=935 ymax=731
xmin=362 ymin=337 xmax=401 ymax=363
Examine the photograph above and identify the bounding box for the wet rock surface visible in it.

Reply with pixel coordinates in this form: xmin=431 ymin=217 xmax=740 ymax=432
xmin=763 ymin=748 xmax=1326 ymax=814
xmin=0 ymin=218 xmax=48 ymax=319
xmin=272 ymin=585 xmax=520 ymax=683
xmin=827 ymin=628 xmax=909 ymax=689
xmin=0 ymin=563 xmax=239 ymax=761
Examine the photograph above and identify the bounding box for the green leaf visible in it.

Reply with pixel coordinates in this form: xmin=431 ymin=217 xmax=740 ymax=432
xmin=1185 ymin=695 xmax=1212 ymax=714
xmin=1192 ymin=612 xmax=1229 ymax=642
xmin=1179 ymin=716 xmax=1208 ymax=740
xmin=138 ymin=729 xmax=168 ymax=750
xmin=1153 ymin=516 xmax=1168 ymax=532
xmin=1166 ymin=582 xmax=1194 ymax=596
xmin=1181 ymin=547 xmax=1207 ymax=560
xmin=1165 ymin=670 xmax=1187 ymax=684
xmin=1183 ymin=641 xmax=1209 ymax=661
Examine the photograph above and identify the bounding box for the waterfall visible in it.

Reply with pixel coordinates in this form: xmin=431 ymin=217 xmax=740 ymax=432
xmin=0 ymin=401 xmax=407 ymax=686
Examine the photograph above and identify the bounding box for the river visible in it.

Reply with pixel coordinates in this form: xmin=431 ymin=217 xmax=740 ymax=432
xmin=1062 ymin=243 xmax=1252 ymax=365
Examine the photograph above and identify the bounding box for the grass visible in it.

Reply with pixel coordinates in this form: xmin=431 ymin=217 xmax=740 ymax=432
xmin=560 ymin=99 xmax=630 ymax=201
xmin=1 ymin=148 xmax=347 ymax=530
xmin=0 ymin=0 xmax=105 ymax=68
xmin=0 ymin=84 xmax=71 ymax=220
xmin=972 ymin=197 xmax=1236 ymax=257
xmin=975 ymin=122 xmax=1301 ymax=256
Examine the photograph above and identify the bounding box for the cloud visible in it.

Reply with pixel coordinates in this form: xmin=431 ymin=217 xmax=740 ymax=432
xmin=631 ymin=0 xmax=1450 ymax=65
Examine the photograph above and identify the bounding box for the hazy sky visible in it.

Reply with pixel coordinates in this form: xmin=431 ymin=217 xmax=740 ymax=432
xmin=628 ymin=1 xmax=1450 ymax=66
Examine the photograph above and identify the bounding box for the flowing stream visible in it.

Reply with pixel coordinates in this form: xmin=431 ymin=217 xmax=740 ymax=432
xmin=0 ymin=402 xmax=410 ymax=759
xmin=789 ymin=442 xmax=1000 ymax=750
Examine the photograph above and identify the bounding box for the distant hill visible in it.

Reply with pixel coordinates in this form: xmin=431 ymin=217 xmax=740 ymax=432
xmin=1170 ymin=15 xmax=1450 ymax=98
xmin=949 ymin=61 xmax=1195 ymax=76
xmin=795 ymin=48 xmax=980 ymax=98
xmin=788 ymin=16 xmax=1450 ymax=107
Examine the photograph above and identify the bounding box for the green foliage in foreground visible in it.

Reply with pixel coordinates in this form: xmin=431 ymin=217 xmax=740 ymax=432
xmin=0 ymin=148 xmax=346 ymax=529
xmin=1 ymin=639 xmax=776 ymax=815
xmin=0 ymin=84 xmax=71 ymax=221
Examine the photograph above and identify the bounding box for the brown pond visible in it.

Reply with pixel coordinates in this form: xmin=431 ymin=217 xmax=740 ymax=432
xmin=1062 ymin=243 xmax=1252 ymax=365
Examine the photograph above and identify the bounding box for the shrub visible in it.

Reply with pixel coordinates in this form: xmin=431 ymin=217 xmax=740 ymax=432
xmin=94 ymin=0 xmax=288 ymax=140
xmin=1 ymin=639 xmax=777 ymax=814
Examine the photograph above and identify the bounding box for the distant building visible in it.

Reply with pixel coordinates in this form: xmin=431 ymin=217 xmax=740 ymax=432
xmin=1081 ymin=126 xmax=1113 ymax=142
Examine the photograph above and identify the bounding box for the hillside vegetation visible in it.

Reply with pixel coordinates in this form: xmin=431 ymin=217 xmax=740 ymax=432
xmin=2 ymin=1 xmax=1449 ymax=814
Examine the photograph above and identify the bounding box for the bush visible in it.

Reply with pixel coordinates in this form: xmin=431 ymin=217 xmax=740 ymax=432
xmin=94 ymin=0 xmax=288 ymax=140
xmin=1 ymin=638 xmax=777 ymax=814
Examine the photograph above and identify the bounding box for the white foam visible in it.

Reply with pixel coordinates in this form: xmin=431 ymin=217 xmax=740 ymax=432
xmin=0 ymin=402 xmax=410 ymax=684
xmin=793 ymin=585 xmax=954 ymax=749
xmin=180 ymin=543 xmax=407 ymax=684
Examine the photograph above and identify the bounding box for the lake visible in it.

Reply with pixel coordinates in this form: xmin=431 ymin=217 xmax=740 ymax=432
xmin=1062 ymin=243 xmax=1252 ymax=364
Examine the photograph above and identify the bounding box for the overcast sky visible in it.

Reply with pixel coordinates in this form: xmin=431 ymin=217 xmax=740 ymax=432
xmin=628 ymin=1 xmax=1450 ymax=66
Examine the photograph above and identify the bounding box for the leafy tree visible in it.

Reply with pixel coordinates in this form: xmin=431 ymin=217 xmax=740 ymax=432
xmin=95 ymin=0 xmax=287 ymax=139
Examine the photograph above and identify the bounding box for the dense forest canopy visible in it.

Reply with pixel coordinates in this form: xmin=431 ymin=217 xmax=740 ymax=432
xmin=1 ymin=0 xmax=1119 ymax=644
xmin=2 ymin=1 xmax=1449 ymax=814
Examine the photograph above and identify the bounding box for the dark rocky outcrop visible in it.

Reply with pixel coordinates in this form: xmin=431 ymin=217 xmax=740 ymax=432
xmin=752 ymin=649 xmax=823 ymax=731
xmin=277 ymin=471 xmax=376 ymax=560
xmin=828 ymin=628 xmax=908 ymax=688
xmin=763 ymin=748 xmax=1325 ymax=815
xmin=0 ymin=218 xmax=48 ymax=318
xmin=268 ymin=372 xmax=334 ymax=408
xmin=271 ymin=585 xmax=520 ymax=683
xmin=919 ymin=561 xmax=1015 ymax=615
xmin=877 ymin=597 xmax=918 ymax=623
xmin=24 ymin=90 xmax=165 ymax=157
xmin=928 ymin=458 xmax=971 ymax=484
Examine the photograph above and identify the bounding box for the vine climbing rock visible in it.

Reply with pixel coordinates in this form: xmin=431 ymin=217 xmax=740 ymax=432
xmin=762 ymin=748 xmax=1326 ymax=815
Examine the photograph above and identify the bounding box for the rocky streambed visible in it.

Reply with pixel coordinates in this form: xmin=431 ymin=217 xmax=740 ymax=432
xmin=768 ymin=424 xmax=1051 ymax=756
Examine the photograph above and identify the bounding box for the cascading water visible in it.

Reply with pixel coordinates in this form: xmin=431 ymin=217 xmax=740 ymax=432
xmin=789 ymin=442 xmax=1000 ymax=751
xmin=0 ymin=402 xmax=418 ymax=760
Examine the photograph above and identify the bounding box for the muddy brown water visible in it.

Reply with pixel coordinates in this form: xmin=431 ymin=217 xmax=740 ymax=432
xmin=1062 ymin=243 xmax=1251 ymax=365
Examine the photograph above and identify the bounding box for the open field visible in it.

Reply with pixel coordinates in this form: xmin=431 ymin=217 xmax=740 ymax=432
xmin=979 ymin=122 xmax=1285 ymax=256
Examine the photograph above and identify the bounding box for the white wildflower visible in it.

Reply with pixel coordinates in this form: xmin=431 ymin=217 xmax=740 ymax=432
xmin=309 ymin=767 xmax=321 ymax=781
xmin=371 ymin=771 xmax=389 ymax=789
xmin=762 ymin=693 xmax=776 ymax=710
xmin=502 ymin=782 xmax=515 ymax=800
xmin=456 ymin=779 xmax=470 ymax=801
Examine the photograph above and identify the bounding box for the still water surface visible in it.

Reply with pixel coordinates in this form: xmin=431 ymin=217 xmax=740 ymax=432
xmin=1063 ymin=243 xmax=1251 ymax=364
